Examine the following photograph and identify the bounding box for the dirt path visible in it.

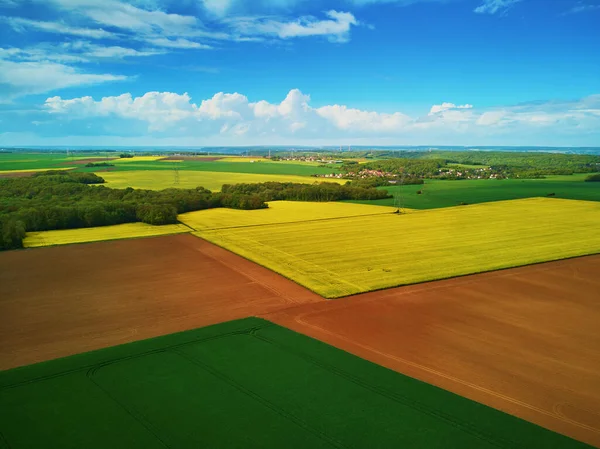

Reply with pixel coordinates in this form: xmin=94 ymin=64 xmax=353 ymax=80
xmin=0 ymin=234 xmax=322 ymax=370
xmin=264 ymin=255 xmax=600 ymax=448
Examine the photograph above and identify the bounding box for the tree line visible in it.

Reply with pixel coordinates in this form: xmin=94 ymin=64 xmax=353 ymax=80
xmin=0 ymin=171 xmax=266 ymax=250
xmin=221 ymin=181 xmax=390 ymax=202
xmin=1 ymin=173 xmax=388 ymax=250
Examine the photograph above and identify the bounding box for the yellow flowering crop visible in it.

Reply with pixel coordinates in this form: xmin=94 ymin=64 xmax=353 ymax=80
xmin=99 ymin=170 xmax=339 ymax=191
xmin=197 ymin=198 xmax=600 ymax=298
xmin=180 ymin=201 xmax=400 ymax=231
xmin=24 ymin=223 xmax=189 ymax=248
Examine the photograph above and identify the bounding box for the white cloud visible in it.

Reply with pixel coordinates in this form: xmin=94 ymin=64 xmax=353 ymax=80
xmin=227 ymin=10 xmax=359 ymax=42
xmin=201 ymin=0 xmax=236 ymax=16
xmin=0 ymin=60 xmax=128 ymax=99
xmin=1 ymin=42 xmax=163 ymax=64
xmin=429 ymin=102 xmax=473 ymax=114
xmin=40 ymin=90 xmax=600 ymax=143
xmin=567 ymin=2 xmax=600 ymax=14
xmin=144 ymin=37 xmax=212 ymax=49
xmin=3 ymin=16 xmax=117 ymax=39
xmin=45 ymin=0 xmax=198 ymax=34
xmin=474 ymin=0 xmax=522 ymax=14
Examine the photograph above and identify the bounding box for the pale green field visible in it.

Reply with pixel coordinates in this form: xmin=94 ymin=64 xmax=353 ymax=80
xmin=24 ymin=223 xmax=190 ymax=247
xmin=99 ymin=170 xmax=338 ymax=191
xmin=197 ymin=198 xmax=600 ymax=298
xmin=180 ymin=201 xmax=399 ymax=231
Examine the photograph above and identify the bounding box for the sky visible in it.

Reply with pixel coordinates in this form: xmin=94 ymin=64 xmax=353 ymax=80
xmin=0 ymin=0 xmax=599 ymax=147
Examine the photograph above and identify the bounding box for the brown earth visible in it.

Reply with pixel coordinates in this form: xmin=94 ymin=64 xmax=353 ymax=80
xmin=264 ymin=255 xmax=600 ymax=448
xmin=162 ymin=156 xmax=223 ymax=161
xmin=0 ymin=234 xmax=321 ymax=370
xmin=0 ymin=172 xmax=36 ymax=178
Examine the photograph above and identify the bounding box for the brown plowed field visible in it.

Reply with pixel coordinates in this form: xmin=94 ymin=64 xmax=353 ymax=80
xmin=264 ymin=255 xmax=600 ymax=447
xmin=0 ymin=234 xmax=322 ymax=370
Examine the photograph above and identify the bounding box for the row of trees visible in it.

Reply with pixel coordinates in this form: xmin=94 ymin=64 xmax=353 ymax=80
xmin=0 ymin=171 xmax=267 ymax=250
xmin=221 ymin=182 xmax=390 ymax=202
xmin=1 ymin=174 xmax=387 ymax=250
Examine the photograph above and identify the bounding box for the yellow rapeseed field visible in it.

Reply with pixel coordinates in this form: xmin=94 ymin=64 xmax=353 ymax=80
xmin=180 ymin=201 xmax=399 ymax=231
xmin=99 ymin=170 xmax=339 ymax=191
xmin=0 ymin=167 xmax=76 ymax=174
xmin=197 ymin=198 xmax=600 ymax=298
xmin=24 ymin=223 xmax=189 ymax=248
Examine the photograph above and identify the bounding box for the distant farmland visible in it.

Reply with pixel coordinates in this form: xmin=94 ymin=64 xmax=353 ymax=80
xmin=349 ymin=175 xmax=600 ymax=209
xmin=198 ymin=198 xmax=600 ymax=298
xmin=99 ymin=170 xmax=339 ymax=191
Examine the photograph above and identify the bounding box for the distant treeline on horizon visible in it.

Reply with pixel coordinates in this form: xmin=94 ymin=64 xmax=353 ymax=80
xmin=2 ymin=146 xmax=600 ymax=155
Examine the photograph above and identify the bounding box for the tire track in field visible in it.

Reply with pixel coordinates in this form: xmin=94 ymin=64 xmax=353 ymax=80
xmin=171 ymin=346 xmax=347 ymax=449
xmin=249 ymin=329 xmax=517 ymax=449
xmin=289 ymin=310 xmax=600 ymax=438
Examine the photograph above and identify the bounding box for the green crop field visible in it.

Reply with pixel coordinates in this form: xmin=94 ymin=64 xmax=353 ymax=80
xmin=0 ymin=153 xmax=83 ymax=171
xmin=0 ymin=318 xmax=590 ymax=449
xmin=348 ymin=176 xmax=600 ymax=209
xmin=77 ymin=159 xmax=340 ymax=177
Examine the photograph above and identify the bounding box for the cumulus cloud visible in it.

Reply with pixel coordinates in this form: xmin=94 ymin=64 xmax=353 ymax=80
xmin=40 ymin=89 xmax=600 ymax=142
xmin=474 ymin=0 xmax=522 ymax=14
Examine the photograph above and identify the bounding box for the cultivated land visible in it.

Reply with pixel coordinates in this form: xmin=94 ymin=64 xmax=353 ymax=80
xmin=90 ymin=158 xmax=341 ymax=176
xmin=23 ymin=222 xmax=190 ymax=248
xmin=0 ymin=234 xmax=321 ymax=370
xmin=349 ymin=176 xmax=600 ymax=209
xmin=98 ymin=170 xmax=336 ymax=191
xmin=198 ymin=197 xmax=600 ymax=298
xmin=0 ymin=318 xmax=592 ymax=449
xmin=180 ymin=201 xmax=399 ymax=231
xmin=265 ymin=255 xmax=600 ymax=447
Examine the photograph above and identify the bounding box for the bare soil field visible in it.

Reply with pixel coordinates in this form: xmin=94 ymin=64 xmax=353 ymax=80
xmin=0 ymin=171 xmax=36 ymax=178
xmin=265 ymin=255 xmax=600 ymax=448
xmin=0 ymin=234 xmax=322 ymax=370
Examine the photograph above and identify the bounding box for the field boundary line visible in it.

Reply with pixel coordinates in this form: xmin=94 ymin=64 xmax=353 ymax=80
xmin=250 ymin=329 xmax=518 ymax=449
xmin=198 ymin=231 xmax=365 ymax=296
xmin=0 ymin=326 xmax=269 ymax=389
xmin=290 ymin=314 xmax=600 ymax=436
xmin=86 ymin=360 xmax=172 ymax=449
xmin=191 ymin=241 xmax=302 ymax=305
xmin=188 ymin=209 xmax=397 ymax=232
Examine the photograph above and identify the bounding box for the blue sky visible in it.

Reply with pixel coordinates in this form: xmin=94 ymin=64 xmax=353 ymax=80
xmin=0 ymin=0 xmax=599 ymax=146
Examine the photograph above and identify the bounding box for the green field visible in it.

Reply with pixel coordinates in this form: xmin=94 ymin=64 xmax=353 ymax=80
xmin=0 ymin=318 xmax=590 ymax=449
xmin=77 ymin=159 xmax=340 ymax=176
xmin=348 ymin=176 xmax=600 ymax=209
xmin=0 ymin=153 xmax=98 ymax=171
